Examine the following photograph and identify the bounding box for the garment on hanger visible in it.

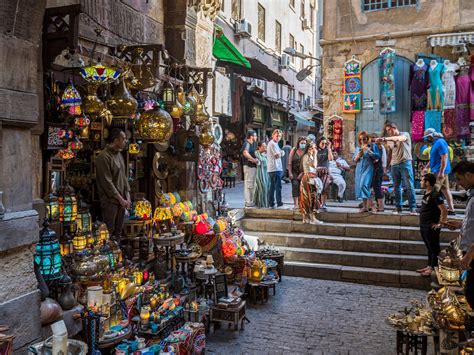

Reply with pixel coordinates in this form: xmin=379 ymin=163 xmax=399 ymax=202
xmin=409 ymin=62 xmax=429 ymax=110
xmin=411 ymin=111 xmax=425 ymax=142
xmin=442 ymin=62 xmax=459 ymax=109
xmin=470 ymin=55 xmax=474 ymax=121
xmin=442 ymin=109 xmax=457 ymax=140
xmin=427 ymin=62 xmax=445 ymax=111
xmin=424 ymin=110 xmax=442 ymax=133
xmin=455 ymin=57 xmax=473 ymax=125
xmin=379 ymin=50 xmax=396 ymax=114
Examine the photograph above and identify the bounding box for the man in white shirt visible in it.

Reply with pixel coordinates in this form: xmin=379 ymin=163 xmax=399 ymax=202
xmin=267 ymin=129 xmax=285 ymax=208
xmin=328 ymin=151 xmax=350 ymax=202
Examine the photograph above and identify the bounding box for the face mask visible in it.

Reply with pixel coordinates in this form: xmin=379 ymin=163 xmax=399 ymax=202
xmin=299 ymin=143 xmax=306 ymax=150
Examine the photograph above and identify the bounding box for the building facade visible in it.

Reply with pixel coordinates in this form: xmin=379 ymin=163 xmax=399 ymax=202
xmin=320 ymin=0 xmax=474 ymax=197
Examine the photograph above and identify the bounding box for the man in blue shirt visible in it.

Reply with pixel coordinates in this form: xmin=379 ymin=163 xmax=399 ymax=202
xmin=423 ymin=128 xmax=455 ymax=214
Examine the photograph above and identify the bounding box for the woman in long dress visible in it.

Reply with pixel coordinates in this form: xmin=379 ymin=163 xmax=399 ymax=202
xmin=288 ymin=136 xmax=307 ymax=210
xmin=299 ymin=142 xmax=323 ymax=224
xmin=353 ymin=131 xmax=380 ymax=213
xmin=253 ymin=142 xmax=270 ymax=208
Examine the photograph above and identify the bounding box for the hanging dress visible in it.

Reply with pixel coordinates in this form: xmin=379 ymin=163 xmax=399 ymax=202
xmin=253 ymin=151 xmax=270 ymax=208
xmin=380 ymin=51 xmax=396 ymax=114
xmin=455 ymin=65 xmax=472 ymax=137
xmin=442 ymin=62 xmax=458 ymax=109
xmin=427 ymin=62 xmax=445 ymax=111
xmin=409 ymin=63 xmax=429 ymax=111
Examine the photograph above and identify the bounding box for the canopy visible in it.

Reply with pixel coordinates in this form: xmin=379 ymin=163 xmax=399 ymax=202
xmin=428 ymin=31 xmax=474 ymax=47
xmin=213 ymin=25 xmax=251 ymax=68
xmin=290 ymin=109 xmax=316 ymax=127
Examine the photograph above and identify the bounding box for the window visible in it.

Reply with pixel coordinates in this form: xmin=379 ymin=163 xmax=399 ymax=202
xmin=300 ymin=44 xmax=305 ymax=69
xmin=301 ymin=0 xmax=305 ymax=19
xmin=290 ymin=0 xmax=295 ymax=8
xmin=258 ymin=3 xmax=265 ymax=41
xmin=275 ymin=21 xmax=282 ymax=53
xmin=362 ymin=0 xmax=418 ymax=12
xmin=299 ymin=92 xmax=305 ymax=108
xmin=289 ymin=34 xmax=295 ymax=64
xmin=231 ymin=0 xmax=241 ymax=20
xmin=289 ymin=88 xmax=296 ymax=106
xmin=310 ymin=3 xmax=315 ymax=29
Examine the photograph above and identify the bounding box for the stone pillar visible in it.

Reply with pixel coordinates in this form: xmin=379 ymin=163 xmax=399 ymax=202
xmin=0 ymin=0 xmax=46 ymax=351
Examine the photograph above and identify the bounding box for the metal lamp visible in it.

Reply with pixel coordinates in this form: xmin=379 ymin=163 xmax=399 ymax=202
xmin=34 ymin=219 xmax=62 ymax=281
xmin=58 ymin=183 xmax=78 ymax=223
xmin=45 ymin=192 xmax=60 ymax=222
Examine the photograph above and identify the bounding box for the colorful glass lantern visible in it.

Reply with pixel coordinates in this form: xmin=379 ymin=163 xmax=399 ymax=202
xmin=72 ymin=234 xmax=87 ymax=252
xmin=80 ymin=65 xmax=121 ymax=84
xmin=94 ymin=222 xmax=110 ymax=244
xmin=195 ymin=220 xmax=209 ymax=235
xmin=107 ymin=78 xmax=138 ymax=117
xmin=61 ymin=81 xmax=82 ymax=116
xmin=45 ymin=192 xmax=60 ymax=222
xmin=60 ymin=231 xmax=74 ymax=256
xmin=34 ymin=220 xmax=62 ymax=281
xmin=128 ymin=142 xmax=140 ymax=155
xmin=58 ymin=183 xmax=78 ymax=223
xmin=133 ymin=271 xmax=144 ymax=286
xmin=249 ymin=259 xmax=266 ymax=283
xmin=153 ymin=207 xmax=173 ymax=222
xmin=161 ymin=82 xmax=175 ymax=111
xmin=76 ymin=200 xmax=92 ymax=234
xmin=134 ymin=199 xmax=152 ymax=220
xmin=137 ymin=106 xmax=173 ymax=143
xmin=222 ymin=238 xmax=236 ymax=258
xmin=100 ymin=242 xmax=115 ymax=270
xmin=192 ymin=95 xmax=210 ymax=126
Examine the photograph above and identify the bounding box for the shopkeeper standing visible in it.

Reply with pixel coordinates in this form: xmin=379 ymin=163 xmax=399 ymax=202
xmin=96 ymin=128 xmax=131 ymax=240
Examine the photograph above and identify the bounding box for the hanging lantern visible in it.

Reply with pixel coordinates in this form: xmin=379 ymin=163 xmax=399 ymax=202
xmin=61 ymin=81 xmax=82 ymax=116
xmin=169 ymin=86 xmax=184 ymax=120
xmin=134 ymin=199 xmax=152 ymax=220
xmin=72 ymin=234 xmax=87 ymax=251
xmin=161 ymin=82 xmax=175 ymax=111
xmin=68 ymin=137 xmax=83 ymax=152
xmin=82 ymin=83 xmax=106 ymax=119
xmin=176 ymin=85 xmax=186 ymax=105
xmin=128 ymin=142 xmax=140 ymax=155
xmin=192 ymin=94 xmax=211 ymax=126
xmin=80 ymin=64 xmax=121 ymax=84
xmin=136 ymin=106 xmax=173 ymax=142
xmin=45 ymin=192 xmax=60 ymax=222
xmin=60 ymin=231 xmax=74 ymax=256
xmin=185 ymin=90 xmax=198 ymax=115
xmin=107 ymin=78 xmax=138 ymax=117
xmin=58 ymin=183 xmax=78 ymax=223
xmin=34 ymin=220 xmax=62 ymax=281
xmin=199 ymin=124 xmax=215 ymax=147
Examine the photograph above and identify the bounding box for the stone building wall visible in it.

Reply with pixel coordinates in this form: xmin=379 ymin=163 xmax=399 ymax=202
xmin=320 ymin=0 xmax=474 ymax=197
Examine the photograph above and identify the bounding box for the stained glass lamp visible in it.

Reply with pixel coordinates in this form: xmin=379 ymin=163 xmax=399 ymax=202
xmin=72 ymin=234 xmax=87 ymax=252
xmin=60 ymin=231 xmax=74 ymax=256
xmin=61 ymin=81 xmax=82 ymax=116
xmin=58 ymin=183 xmax=77 ymax=223
xmin=134 ymin=199 xmax=152 ymax=220
xmin=76 ymin=199 xmax=92 ymax=235
xmin=34 ymin=219 xmax=62 ymax=281
xmin=45 ymin=192 xmax=60 ymax=222
xmin=80 ymin=65 xmax=121 ymax=84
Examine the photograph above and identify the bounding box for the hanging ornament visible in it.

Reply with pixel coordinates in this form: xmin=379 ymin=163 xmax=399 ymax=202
xmin=61 ymin=81 xmax=82 ymax=116
xmin=107 ymin=78 xmax=138 ymax=117
xmin=137 ymin=105 xmax=174 ymax=142
xmin=83 ymin=83 xmax=106 ymax=119
xmin=192 ymin=94 xmax=210 ymax=126
xmin=199 ymin=124 xmax=215 ymax=147
xmin=80 ymin=64 xmax=121 ymax=84
xmin=68 ymin=137 xmax=83 ymax=152
xmin=184 ymin=90 xmax=198 ymax=115
xmin=128 ymin=142 xmax=140 ymax=155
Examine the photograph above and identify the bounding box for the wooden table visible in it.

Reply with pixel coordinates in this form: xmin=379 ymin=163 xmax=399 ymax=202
xmin=210 ymin=301 xmax=247 ymax=331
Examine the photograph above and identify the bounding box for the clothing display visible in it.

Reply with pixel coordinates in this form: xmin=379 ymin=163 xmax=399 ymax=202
xmin=442 ymin=62 xmax=458 ymax=109
xmin=411 ymin=111 xmax=425 ymax=142
xmin=427 ymin=62 xmax=445 ymax=111
xmin=379 ymin=50 xmax=396 ymax=114
xmin=409 ymin=63 xmax=429 ymax=110
xmin=424 ymin=110 xmax=442 ymax=133
xmin=442 ymin=109 xmax=457 ymax=139
xmin=456 ymin=64 xmax=474 ymax=128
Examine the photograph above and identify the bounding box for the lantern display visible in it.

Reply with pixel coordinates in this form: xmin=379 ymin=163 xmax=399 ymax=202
xmin=72 ymin=234 xmax=87 ymax=252
xmin=110 ymin=240 xmax=123 ymax=267
xmin=176 ymin=85 xmax=186 ymax=105
xmin=61 ymin=81 xmax=82 ymax=116
xmin=134 ymin=199 xmax=152 ymax=220
xmin=60 ymin=231 xmax=74 ymax=256
xmin=107 ymin=78 xmax=138 ymax=117
xmin=58 ymin=183 xmax=78 ymax=223
xmin=172 ymin=203 xmax=183 ymax=218
xmin=87 ymin=285 xmax=104 ymax=310
xmin=153 ymin=207 xmax=173 ymax=223
xmin=76 ymin=200 xmax=92 ymax=235
xmin=34 ymin=220 xmax=62 ymax=281
xmin=222 ymin=238 xmax=237 ymax=258
xmin=185 ymin=90 xmax=198 ymax=115
xmin=137 ymin=106 xmax=173 ymax=142
xmin=97 ymin=223 xmax=110 ymax=244
xmin=45 ymin=192 xmax=59 ymax=222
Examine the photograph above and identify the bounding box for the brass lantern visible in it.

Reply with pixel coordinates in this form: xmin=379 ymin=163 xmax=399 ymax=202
xmin=60 ymin=231 xmax=74 ymax=256
xmin=199 ymin=124 xmax=215 ymax=147
xmin=45 ymin=192 xmax=60 ymax=222
xmin=72 ymin=234 xmax=87 ymax=252
xmin=192 ymin=94 xmax=211 ymax=125
xmin=93 ymin=220 xmax=109 ymax=244
xmin=76 ymin=199 xmax=92 ymax=235
xmin=136 ymin=106 xmax=173 ymax=143
xmin=58 ymin=183 xmax=78 ymax=223
xmin=107 ymin=78 xmax=138 ymax=117
xmin=176 ymin=85 xmax=186 ymax=105
xmin=161 ymin=81 xmax=175 ymax=111
xmin=83 ymin=83 xmax=106 ymax=119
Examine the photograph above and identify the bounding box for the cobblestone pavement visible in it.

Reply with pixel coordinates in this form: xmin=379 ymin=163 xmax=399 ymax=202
xmin=206 ymin=276 xmax=426 ymax=355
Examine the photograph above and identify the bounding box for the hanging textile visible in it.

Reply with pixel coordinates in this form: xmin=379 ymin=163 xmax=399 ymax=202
xmin=442 ymin=109 xmax=457 ymax=140
xmin=379 ymin=49 xmax=396 ymax=114
xmin=456 ymin=62 xmax=473 ymax=134
xmin=409 ymin=63 xmax=429 ymax=111
xmin=442 ymin=62 xmax=458 ymax=109
xmin=427 ymin=62 xmax=445 ymax=111
xmin=342 ymin=56 xmax=362 ymax=113
xmin=331 ymin=118 xmax=343 ymax=151
xmin=424 ymin=110 xmax=442 ymax=133
xmin=411 ymin=111 xmax=425 ymax=142
xmin=470 ymin=56 xmax=474 ymax=121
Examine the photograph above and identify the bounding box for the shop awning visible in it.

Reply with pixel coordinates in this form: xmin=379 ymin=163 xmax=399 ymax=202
xmin=290 ymin=109 xmax=316 ymax=127
xmin=428 ymin=31 xmax=474 ymax=47
xmin=216 ymin=57 xmax=290 ymax=85
xmin=213 ymin=25 xmax=251 ymax=68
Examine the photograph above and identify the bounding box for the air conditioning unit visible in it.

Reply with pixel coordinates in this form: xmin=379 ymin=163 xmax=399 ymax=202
xmin=302 ymin=18 xmax=310 ymax=30
xmin=234 ymin=19 xmax=252 ymax=37
xmin=280 ymin=53 xmax=291 ymax=69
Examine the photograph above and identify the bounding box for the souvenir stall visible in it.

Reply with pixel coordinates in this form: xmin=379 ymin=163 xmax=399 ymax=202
xmin=386 ymin=237 xmax=474 ymax=354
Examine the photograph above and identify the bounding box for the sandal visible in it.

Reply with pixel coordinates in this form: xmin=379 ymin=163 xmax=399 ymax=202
xmin=420 ymin=268 xmax=433 ymax=277
xmin=359 ymin=208 xmax=369 ymax=213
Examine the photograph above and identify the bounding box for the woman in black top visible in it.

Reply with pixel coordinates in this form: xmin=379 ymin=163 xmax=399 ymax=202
xmin=417 ymin=173 xmax=448 ymax=276
xmin=316 ymin=137 xmax=334 ymax=211
xmin=288 ymin=136 xmax=307 ymax=209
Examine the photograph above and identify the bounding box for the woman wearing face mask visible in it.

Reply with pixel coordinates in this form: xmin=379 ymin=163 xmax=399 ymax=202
xmin=353 ymin=131 xmax=381 ymax=213
xmin=253 ymin=142 xmax=270 ymax=208
xmin=316 ymin=137 xmax=334 ymax=211
xmin=288 ymin=136 xmax=307 ymax=209
xmin=300 ymin=142 xmax=323 ymax=224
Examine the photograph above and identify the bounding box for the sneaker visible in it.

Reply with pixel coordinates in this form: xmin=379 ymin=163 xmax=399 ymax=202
xmin=448 ymin=210 xmax=456 ymax=216
xmin=409 ymin=208 xmax=419 ymax=216
xmin=310 ymin=219 xmax=324 ymax=225
xmin=392 ymin=208 xmax=402 ymax=215
xmin=337 ymin=197 xmax=343 ymax=203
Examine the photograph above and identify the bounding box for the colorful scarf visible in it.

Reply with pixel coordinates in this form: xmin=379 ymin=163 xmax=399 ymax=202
xmin=411 ymin=111 xmax=424 ymax=142
xmin=379 ymin=51 xmax=396 ymax=114
xmin=424 ymin=110 xmax=442 ymax=133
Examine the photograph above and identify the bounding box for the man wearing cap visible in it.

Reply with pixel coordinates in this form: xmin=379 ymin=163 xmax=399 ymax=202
xmin=423 ymin=128 xmax=455 ymax=214
xmin=267 ymin=129 xmax=285 ymax=208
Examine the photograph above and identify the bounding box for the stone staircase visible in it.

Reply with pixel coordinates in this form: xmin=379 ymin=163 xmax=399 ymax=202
xmin=241 ymin=207 xmax=461 ymax=290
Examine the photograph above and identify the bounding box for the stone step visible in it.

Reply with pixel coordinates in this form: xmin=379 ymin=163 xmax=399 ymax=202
xmin=244 ymin=208 xmax=464 ymax=227
xmin=284 ymin=261 xmax=431 ymax=290
xmin=242 ymin=218 xmax=458 ymax=243
xmin=255 ymin=232 xmax=449 ymax=256
xmin=278 ymin=246 xmax=426 ymax=271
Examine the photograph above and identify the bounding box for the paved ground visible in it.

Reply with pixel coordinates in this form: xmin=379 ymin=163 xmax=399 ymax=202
xmin=224 ymin=181 xmax=295 ymax=209
xmin=206 ymin=276 xmax=427 ymax=355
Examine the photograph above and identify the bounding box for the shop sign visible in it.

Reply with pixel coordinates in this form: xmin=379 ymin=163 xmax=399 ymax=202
xmin=363 ymin=98 xmax=374 ymax=110
xmin=253 ymin=104 xmax=264 ymax=123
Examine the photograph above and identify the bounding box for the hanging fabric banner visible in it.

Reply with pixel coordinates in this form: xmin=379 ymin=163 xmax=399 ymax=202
xmin=379 ymin=48 xmax=396 ymax=114
xmin=342 ymin=55 xmax=362 ymax=113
